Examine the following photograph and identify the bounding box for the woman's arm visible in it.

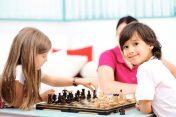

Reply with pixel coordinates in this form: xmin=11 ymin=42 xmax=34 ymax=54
xmin=41 ymin=74 xmax=98 ymax=90
xmin=98 ymin=65 xmax=136 ymax=94
xmin=162 ymin=59 xmax=176 ymax=78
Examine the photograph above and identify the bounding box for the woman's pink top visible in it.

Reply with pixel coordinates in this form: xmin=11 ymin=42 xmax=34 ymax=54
xmin=98 ymin=46 xmax=137 ymax=84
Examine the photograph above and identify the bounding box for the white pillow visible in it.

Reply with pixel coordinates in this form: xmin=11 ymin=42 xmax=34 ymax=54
xmin=42 ymin=51 xmax=87 ymax=78
xmin=80 ymin=61 xmax=98 ymax=78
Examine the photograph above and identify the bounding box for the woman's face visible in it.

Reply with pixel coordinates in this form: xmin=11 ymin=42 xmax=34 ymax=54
xmin=116 ymin=22 xmax=127 ymax=39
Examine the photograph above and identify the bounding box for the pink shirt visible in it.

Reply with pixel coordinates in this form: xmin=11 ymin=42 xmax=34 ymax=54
xmin=98 ymin=46 xmax=137 ymax=84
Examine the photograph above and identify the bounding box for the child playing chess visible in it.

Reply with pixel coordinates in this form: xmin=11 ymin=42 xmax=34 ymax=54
xmin=119 ymin=22 xmax=176 ymax=116
xmin=0 ymin=27 xmax=97 ymax=110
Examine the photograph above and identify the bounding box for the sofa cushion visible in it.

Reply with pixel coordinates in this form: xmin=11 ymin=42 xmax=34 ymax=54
xmin=42 ymin=50 xmax=87 ymax=77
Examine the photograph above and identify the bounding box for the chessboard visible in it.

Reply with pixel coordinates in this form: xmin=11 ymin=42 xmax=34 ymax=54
xmin=36 ymin=89 xmax=136 ymax=115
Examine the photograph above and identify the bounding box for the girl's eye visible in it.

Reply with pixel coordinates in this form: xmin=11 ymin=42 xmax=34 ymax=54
xmin=134 ymin=42 xmax=139 ymax=45
xmin=43 ymin=55 xmax=46 ymax=59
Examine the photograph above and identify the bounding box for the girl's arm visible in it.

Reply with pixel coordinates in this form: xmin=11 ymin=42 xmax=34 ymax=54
xmin=12 ymin=81 xmax=24 ymax=107
xmin=98 ymin=65 xmax=136 ymax=94
xmin=41 ymin=74 xmax=98 ymax=90
xmin=162 ymin=59 xmax=176 ymax=78
xmin=137 ymin=100 xmax=153 ymax=114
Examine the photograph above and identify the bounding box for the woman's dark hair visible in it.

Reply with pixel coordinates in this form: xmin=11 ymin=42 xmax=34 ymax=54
xmin=119 ymin=22 xmax=162 ymax=59
xmin=116 ymin=16 xmax=138 ymax=30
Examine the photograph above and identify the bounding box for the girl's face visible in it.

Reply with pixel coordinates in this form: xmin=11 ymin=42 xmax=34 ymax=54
xmin=35 ymin=52 xmax=49 ymax=70
xmin=122 ymin=32 xmax=153 ymax=66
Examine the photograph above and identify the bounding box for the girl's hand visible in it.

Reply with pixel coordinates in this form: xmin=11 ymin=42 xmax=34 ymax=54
xmin=76 ymin=78 xmax=98 ymax=91
xmin=40 ymin=89 xmax=55 ymax=102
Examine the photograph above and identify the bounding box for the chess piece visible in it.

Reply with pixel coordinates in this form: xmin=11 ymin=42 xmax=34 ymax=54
xmin=80 ymin=89 xmax=86 ymax=99
xmin=112 ymin=94 xmax=119 ymax=103
xmin=93 ymin=90 xmax=97 ymax=99
xmin=76 ymin=90 xmax=80 ymax=97
xmin=60 ymin=95 xmax=66 ymax=104
xmin=47 ymin=94 xmax=53 ymax=104
xmin=87 ymin=90 xmax=91 ymax=100
xmin=69 ymin=92 xmax=74 ymax=102
xmin=119 ymin=107 xmax=125 ymax=115
xmin=62 ymin=89 xmax=67 ymax=98
xmin=74 ymin=93 xmax=80 ymax=101
xmin=52 ymin=94 xmax=57 ymax=103
xmin=57 ymin=93 xmax=61 ymax=103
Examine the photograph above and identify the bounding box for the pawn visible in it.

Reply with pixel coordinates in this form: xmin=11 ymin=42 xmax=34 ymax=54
xmin=76 ymin=90 xmax=80 ymax=97
xmin=52 ymin=94 xmax=57 ymax=103
xmin=62 ymin=89 xmax=67 ymax=98
xmin=60 ymin=95 xmax=66 ymax=104
xmin=87 ymin=90 xmax=91 ymax=100
xmin=119 ymin=89 xmax=124 ymax=99
xmin=47 ymin=94 xmax=52 ymax=104
xmin=80 ymin=89 xmax=86 ymax=99
xmin=93 ymin=90 xmax=97 ymax=99
xmin=74 ymin=93 xmax=80 ymax=101
xmin=119 ymin=107 xmax=125 ymax=115
xmin=57 ymin=93 xmax=62 ymax=103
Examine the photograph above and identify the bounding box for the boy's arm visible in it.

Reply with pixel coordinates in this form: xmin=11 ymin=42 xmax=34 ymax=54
xmin=138 ymin=100 xmax=153 ymax=114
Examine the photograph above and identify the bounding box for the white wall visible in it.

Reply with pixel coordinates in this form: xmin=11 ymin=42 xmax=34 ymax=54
xmin=0 ymin=18 xmax=176 ymax=74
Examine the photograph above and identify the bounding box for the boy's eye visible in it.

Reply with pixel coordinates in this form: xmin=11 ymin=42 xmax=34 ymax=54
xmin=123 ymin=45 xmax=128 ymax=49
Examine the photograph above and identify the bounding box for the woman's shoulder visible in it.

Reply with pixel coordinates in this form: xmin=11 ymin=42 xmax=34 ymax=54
xmin=100 ymin=46 xmax=120 ymax=57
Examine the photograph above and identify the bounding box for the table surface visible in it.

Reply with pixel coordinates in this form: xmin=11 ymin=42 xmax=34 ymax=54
xmin=0 ymin=107 xmax=153 ymax=117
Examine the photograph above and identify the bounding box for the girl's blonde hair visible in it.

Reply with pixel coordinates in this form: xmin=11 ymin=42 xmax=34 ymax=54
xmin=1 ymin=27 xmax=51 ymax=110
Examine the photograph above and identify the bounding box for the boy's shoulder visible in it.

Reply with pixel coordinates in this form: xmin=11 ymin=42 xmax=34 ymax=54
xmin=139 ymin=59 xmax=161 ymax=70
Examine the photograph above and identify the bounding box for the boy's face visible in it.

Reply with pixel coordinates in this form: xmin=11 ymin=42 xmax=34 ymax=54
xmin=122 ymin=32 xmax=153 ymax=66
xmin=35 ymin=52 xmax=49 ymax=70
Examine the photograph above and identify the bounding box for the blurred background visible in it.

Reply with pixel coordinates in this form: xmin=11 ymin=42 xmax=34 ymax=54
xmin=0 ymin=0 xmax=176 ymax=80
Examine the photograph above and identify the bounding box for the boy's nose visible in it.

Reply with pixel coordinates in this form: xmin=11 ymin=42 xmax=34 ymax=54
xmin=128 ymin=46 xmax=135 ymax=53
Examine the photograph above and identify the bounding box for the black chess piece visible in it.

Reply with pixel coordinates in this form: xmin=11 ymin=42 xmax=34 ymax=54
xmin=80 ymin=89 xmax=86 ymax=99
xmin=87 ymin=90 xmax=91 ymax=100
xmin=66 ymin=95 xmax=71 ymax=103
xmin=48 ymin=94 xmax=53 ymax=104
xmin=69 ymin=92 xmax=74 ymax=102
xmin=52 ymin=94 xmax=57 ymax=103
xmin=119 ymin=107 xmax=125 ymax=115
xmin=63 ymin=89 xmax=67 ymax=98
xmin=76 ymin=90 xmax=80 ymax=97
xmin=60 ymin=95 xmax=66 ymax=104
xmin=57 ymin=93 xmax=61 ymax=103
xmin=93 ymin=90 xmax=97 ymax=99
xmin=74 ymin=93 xmax=79 ymax=101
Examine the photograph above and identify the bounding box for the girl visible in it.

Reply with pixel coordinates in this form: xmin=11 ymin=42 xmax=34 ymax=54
xmin=0 ymin=27 xmax=97 ymax=110
xmin=119 ymin=22 xmax=176 ymax=116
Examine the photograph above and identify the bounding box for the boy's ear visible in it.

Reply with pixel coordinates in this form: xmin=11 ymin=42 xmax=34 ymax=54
xmin=149 ymin=45 xmax=154 ymax=50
